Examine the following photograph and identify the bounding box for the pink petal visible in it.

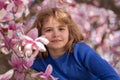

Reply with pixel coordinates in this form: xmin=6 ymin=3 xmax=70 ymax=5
xmin=44 ymin=64 xmax=53 ymax=76
xmin=14 ymin=7 xmax=24 ymax=19
xmin=35 ymin=42 xmax=46 ymax=52
xmin=0 ymin=47 xmax=9 ymax=55
xmin=0 ymin=8 xmax=7 ymax=20
xmin=14 ymin=71 xmax=25 ymax=80
xmin=21 ymin=35 xmax=33 ymax=41
xmin=6 ymin=2 xmax=14 ymax=12
xmin=30 ymin=49 xmax=39 ymax=58
xmin=24 ymin=57 xmax=35 ymax=68
xmin=24 ymin=6 xmax=30 ymax=16
xmin=31 ymin=72 xmax=44 ymax=77
xmin=8 ymin=53 xmax=23 ymax=68
xmin=1 ymin=12 xmax=14 ymax=22
xmin=0 ymin=69 xmax=14 ymax=80
xmin=26 ymin=28 xmax=38 ymax=40
xmin=35 ymin=36 xmax=49 ymax=45
xmin=24 ymin=43 xmax=32 ymax=50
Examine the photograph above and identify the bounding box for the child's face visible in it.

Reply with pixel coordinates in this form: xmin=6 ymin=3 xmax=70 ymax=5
xmin=41 ymin=17 xmax=69 ymax=51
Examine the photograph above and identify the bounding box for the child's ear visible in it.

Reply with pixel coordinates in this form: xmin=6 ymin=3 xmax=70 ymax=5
xmin=26 ymin=28 xmax=38 ymax=40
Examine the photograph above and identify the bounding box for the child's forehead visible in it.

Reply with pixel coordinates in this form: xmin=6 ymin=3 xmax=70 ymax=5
xmin=44 ymin=17 xmax=65 ymax=24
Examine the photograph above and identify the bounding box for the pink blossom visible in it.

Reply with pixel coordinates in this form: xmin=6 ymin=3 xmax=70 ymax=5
xmin=0 ymin=21 xmax=24 ymax=55
xmin=20 ymin=34 xmax=49 ymax=58
xmin=8 ymin=53 xmax=30 ymax=80
xmin=0 ymin=69 xmax=14 ymax=80
xmin=9 ymin=53 xmax=25 ymax=71
xmin=31 ymin=64 xmax=58 ymax=80
xmin=0 ymin=1 xmax=14 ymax=22
xmin=13 ymin=0 xmax=29 ymax=5
xmin=0 ymin=0 xmax=7 ymax=9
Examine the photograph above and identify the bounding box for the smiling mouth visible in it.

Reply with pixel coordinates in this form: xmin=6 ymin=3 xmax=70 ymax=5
xmin=51 ymin=40 xmax=61 ymax=43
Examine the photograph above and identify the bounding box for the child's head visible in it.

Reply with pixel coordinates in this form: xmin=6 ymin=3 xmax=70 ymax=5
xmin=32 ymin=7 xmax=83 ymax=57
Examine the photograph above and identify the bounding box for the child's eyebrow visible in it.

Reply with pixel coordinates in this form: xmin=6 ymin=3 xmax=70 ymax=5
xmin=42 ymin=27 xmax=51 ymax=32
xmin=58 ymin=25 xmax=67 ymax=27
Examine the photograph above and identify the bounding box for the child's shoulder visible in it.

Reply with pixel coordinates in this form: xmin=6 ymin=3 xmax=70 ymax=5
xmin=73 ymin=42 xmax=98 ymax=61
xmin=73 ymin=41 xmax=95 ymax=57
xmin=74 ymin=41 xmax=91 ymax=49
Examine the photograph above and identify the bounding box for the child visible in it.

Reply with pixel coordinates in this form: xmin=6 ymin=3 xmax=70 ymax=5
xmin=31 ymin=7 xmax=120 ymax=80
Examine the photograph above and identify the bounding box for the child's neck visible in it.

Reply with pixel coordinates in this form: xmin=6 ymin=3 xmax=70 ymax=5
xmin=48 ymin=48 xmax=65 ymax=59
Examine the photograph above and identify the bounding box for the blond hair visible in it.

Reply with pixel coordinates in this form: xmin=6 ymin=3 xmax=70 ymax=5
xmin=32 ymin=7 xmax=83 ymax=58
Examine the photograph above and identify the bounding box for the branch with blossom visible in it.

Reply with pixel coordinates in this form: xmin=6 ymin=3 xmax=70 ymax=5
xmin=0 ymin=0 xmax=58 ymax=80
xmin=0 ymin=0 xmax=120 ymax=79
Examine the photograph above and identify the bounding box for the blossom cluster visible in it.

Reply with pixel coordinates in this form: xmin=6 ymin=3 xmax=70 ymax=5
xmin=0 ymin=0 xmax=57 ymax=80
xmin=0 ymin=0 xmax=120 ymax=80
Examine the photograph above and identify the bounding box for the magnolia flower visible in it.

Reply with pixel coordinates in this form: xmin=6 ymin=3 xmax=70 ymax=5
xmin=0 ymin=1 xmax=14 ymax=22
xmin=31 ymin=64 xmax=58 ymax=80
xmin=0 ymin=69 xmax=14 ymax=80
xmin=9 ymin=53 xmax=32 ymax=80
xmin=20 ymin=34 xmax=49 ymax=58
xmin=13 ymin=0 xmax=30 ymax=19
xmin=0 ymin=21 xmax=24 ymax=55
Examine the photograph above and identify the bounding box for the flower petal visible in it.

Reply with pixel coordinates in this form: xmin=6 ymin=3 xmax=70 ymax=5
xmin=0 ymin=69 xmax=14 ymax=80
xmin=35 ymin=42 xmax=46 ymax=52
xmin=35 ymin=36 xmax=49 ymax=45
xmin=44 ymin=64 xmax=53 ymax=77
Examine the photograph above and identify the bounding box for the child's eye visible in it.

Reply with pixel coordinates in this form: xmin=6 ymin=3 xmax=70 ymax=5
xmin=59 ymin=28 xmax=64 ymax=30
xmin=45 ymin=29 xmax=52 ymax=32
xmin=59 ymin=27 xmax=65 ymax=31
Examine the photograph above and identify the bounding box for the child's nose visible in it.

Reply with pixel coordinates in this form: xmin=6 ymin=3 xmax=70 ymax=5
xmin=53 ymin=29 xmax=60 ymax=37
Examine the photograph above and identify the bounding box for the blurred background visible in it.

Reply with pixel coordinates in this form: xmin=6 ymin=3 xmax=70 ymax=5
xmin=0 ymin=0 xmax=120 ymax=78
